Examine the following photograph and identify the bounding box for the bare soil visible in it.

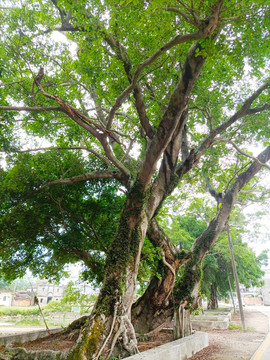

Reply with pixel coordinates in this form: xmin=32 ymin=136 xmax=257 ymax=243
xmin=3 ymin=307 xmax=269 ymax=359
xmin=12 ymin=331 xmax=78 ymax=352
xmin=11 ymin=328 xmax=173 ymax=353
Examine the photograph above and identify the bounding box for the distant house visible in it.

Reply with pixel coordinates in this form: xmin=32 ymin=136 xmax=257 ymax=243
xmin=12 ymin=291 xmax=34 ymax=307
xmin=0 ymin=289 xmax=12 ymax=306
xmin=29 ymin=280 xmax=66 ymax=305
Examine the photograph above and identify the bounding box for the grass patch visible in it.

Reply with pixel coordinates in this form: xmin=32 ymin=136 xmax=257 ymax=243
xmin=0 ymin=306 xmax=40 ymax=316
xmin=14 ymin=318 xmax=43 ymax=327
xmin=229 ymin=322 xmax=242 ymax=330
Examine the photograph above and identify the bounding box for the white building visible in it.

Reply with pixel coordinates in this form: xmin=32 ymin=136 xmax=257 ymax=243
xmin=28 ymin=280 xmax=66 ymax=305
xmin=0 ymin=289 xmax=12 ymax=306
xmin=262 ymin=269 xmax=270 ymax=306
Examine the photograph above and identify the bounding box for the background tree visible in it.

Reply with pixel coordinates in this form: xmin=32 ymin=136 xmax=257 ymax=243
xmin=0 ymin=150 xmax=124 ymax=283
xmin=46 ymin=281 xmax=98 ymax=314
xmin=0 ymin=0 xmax=270 ymax=358
xmin=201 ymin=233 xmax=267 ymax=309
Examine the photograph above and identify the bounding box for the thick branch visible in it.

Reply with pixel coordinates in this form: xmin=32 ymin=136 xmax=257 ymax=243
xmin=176 ymin=82 xmax=269 ymax=179
xmin=205 ymin=176 xmax=223 ymax=202
xmin=205 ymin=176 xmax=223 ymax=210
xmin=106 ymin=5 xmax=223 ymax=131
xmin=147 ymin=109 xmax=189 ymax=218
xmin=18 ymin=171 xmax=121 ymax=204
xmin=133 ymin=87 xmax=155 ymax=139
xmin=147 ymin=219 xmax=180 ymax=259
xmin=193 ymin=145 xmax=270 ymax=261
xmin=6 ymin=146 xmax=112 ymax=168
xmin=140 ymin=41 xmax=207 ymax=186
xmin=248 ymin=102 xmax=270 ymax=114
xmin=0 ymin=106 xmax=64 ymax=112
xmin=102 ymin=32 xmax=155 ymax=139
xmin=33 ymin=79 xmax=131 ymax=179
xmin=71 ymin=248 xmax=102 ymax=273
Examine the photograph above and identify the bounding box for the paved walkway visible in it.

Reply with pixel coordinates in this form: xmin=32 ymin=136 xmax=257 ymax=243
xmin=0 ymin=327 xmax=45 ymax=336
xmin=189 ymin=306 xmax=269 ymax=360
xmin=250 ymin=306 xmax=270 ymax=360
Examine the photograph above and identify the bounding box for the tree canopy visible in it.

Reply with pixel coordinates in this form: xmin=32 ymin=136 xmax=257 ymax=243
xmin=0 ymin=0 xmax=270 ymax=358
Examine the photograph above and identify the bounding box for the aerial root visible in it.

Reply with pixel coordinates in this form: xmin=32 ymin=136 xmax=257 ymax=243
xmin=106 ymin=314 xmax=139 ymax=360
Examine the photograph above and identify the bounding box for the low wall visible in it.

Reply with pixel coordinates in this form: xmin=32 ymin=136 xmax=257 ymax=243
xmin=192 ymin=315 xmax=228 ymax=321
xmin=0 ymin=327 xmax=62 ymax=347
xmin=123 ymin=331 xmax=208 ymax=360
xmin=191 ymin=318 xmax=229 ymax=330
xmin=191 ymin=309 xmax=232 ymax=330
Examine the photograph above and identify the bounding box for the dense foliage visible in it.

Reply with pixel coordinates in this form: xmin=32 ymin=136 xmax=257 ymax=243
xmin=0 ymin=0 xmax=269 ymax=357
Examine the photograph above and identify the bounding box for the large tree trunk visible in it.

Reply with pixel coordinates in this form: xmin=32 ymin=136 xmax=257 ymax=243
xmin=65 ymin=37 xmax=212 ymax=358
xmin=207 ymin=283 xmax=219 ymax=310
xmin=66 ymin=180 xmax=149 ymax=359
xmin=134 ymin=147 xmax=270 ymax=340
xmin=132 ymin=219 xmax=190 ymax=335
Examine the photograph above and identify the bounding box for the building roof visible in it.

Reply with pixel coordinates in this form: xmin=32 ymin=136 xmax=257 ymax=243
xmin=13 ymin=291 xmax=32 ymax=300
xmin=0 ymin=289 xmax=13 ymax=294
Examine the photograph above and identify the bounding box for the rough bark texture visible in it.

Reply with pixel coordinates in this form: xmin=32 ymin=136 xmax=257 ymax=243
xmin=207 ymin=283 xmax=219 ymax=310
xmin=66 ymin=180 xmax=149 ymax=359
xmin=132 ymin=219 xmax=190 ymax=335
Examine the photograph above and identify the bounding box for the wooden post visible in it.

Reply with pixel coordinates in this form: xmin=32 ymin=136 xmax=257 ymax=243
xmin=227 ymin=275 xmax=236 ymax=313
xmin=227 ymin=227 xmax=246 ymax=331
xmin=34 ymin=295 xmax=51 ymax=336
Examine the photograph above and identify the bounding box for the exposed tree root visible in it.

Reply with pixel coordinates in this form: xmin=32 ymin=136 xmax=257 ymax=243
xmin=173 ymin=305 xmax=192 ymax=340
xmin=96 ymin=301 xmax=119 ymax=360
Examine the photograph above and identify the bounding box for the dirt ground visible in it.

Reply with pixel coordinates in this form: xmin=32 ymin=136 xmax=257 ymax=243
xmin=2 ymin=307 xmax=269 ymax=359
xmin=189 ymin=307 xmax=269 ymax=360
xmin=10 ymin=327 xmax=174 ymax=353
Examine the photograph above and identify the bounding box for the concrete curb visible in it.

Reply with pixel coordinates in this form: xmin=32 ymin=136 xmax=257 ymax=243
xmin=191 ymin=309 xmax=233 ymax=331
xmin=123 ymin=331 xmax=208 ymax=360
xmin=0 ymin=328 xmax=62 ymax=347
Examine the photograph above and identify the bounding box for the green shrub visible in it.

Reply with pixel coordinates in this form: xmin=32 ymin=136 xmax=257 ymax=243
xmin=0 ymin=306 xmax=40 ymax=316
xmin=229 ymin=322 xmax=242 ymax=330
xmin=43 ymin=300 xmax=71 ymax=313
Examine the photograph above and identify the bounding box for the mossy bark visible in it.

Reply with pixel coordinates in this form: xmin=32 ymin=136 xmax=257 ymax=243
xmin=207 ymin=283 xmax=219 ymax=310
xmin=66 ymin=180 xmax=150 ymax=359
xmin=132 ymin=265 xmax=176 ymax=335
xmin=132 ymin=220 xmax=184 ymax=334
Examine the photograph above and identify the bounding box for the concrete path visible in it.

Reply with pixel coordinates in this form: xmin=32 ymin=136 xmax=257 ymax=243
xmin=249 ymin=306 xmax=270 ymax=360
xmin=0 ymin=327 xmax=45 ymax=336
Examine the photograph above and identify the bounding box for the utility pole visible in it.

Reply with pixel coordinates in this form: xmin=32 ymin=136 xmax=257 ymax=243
xmin=227 ymin=275 xmax=236 ymax=313
xmin=227 ymin=227 xmax=246 ymax=331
